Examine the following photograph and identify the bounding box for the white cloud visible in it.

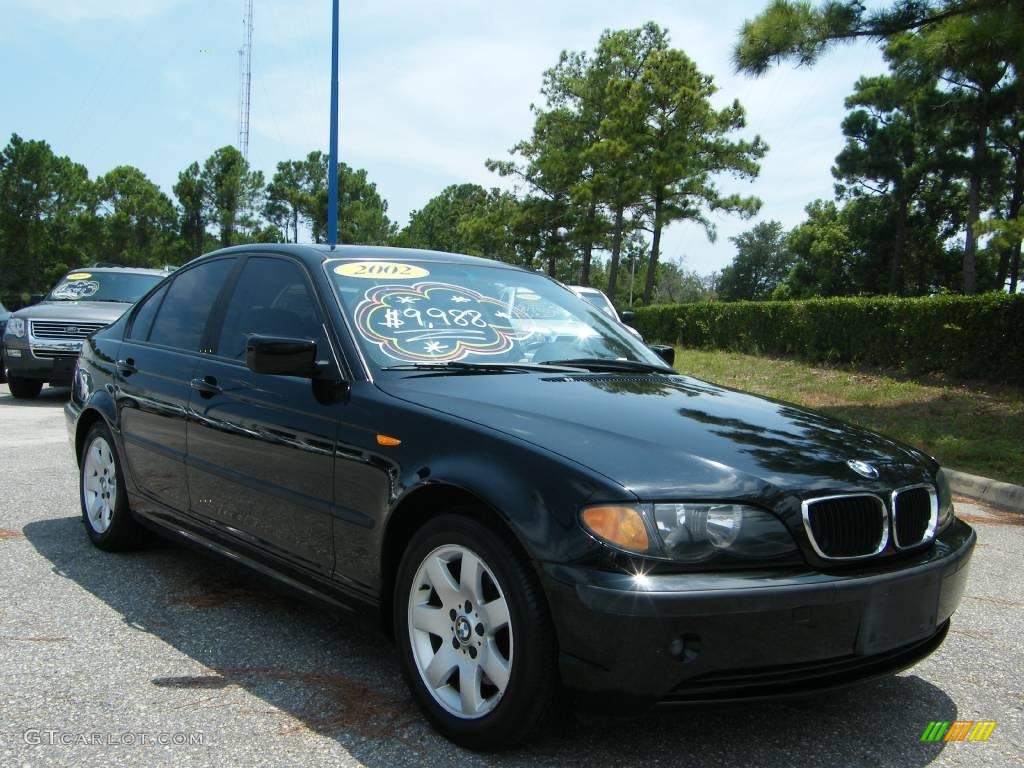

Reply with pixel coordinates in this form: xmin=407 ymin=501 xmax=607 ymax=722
xmin=252 ymin=34 xmax=548 ymax=179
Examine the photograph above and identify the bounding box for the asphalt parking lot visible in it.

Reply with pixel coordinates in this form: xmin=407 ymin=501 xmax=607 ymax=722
xmin=1 ymin=382 xmax=1021 ymax=768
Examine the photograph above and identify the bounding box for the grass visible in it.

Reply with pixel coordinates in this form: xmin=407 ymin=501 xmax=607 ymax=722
xmin=673 ymin=348 xmax=1024 ymax=487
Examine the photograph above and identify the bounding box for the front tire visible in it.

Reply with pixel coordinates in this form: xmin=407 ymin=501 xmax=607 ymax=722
xmin=8 ymin=377 xmax=42 ymax=399
xmin=80 ymin=422 xmax=145 ymax=551
xmin=394 ymin=514 xmax=558 ymax=750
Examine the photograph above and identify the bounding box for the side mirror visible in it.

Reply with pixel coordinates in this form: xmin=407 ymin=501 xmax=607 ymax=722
xmin=246 ymin=335 xmax=317 ymax=378
xmin=28 ymin=293 xmax=45 ymax=306
xmin=620 ymin=310 xmax=636 ymax=325
xmin=649 ymin=344 xmax=675 ymax=368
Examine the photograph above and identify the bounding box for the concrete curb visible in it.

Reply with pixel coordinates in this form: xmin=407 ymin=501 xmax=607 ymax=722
xmin=947 ymin=469 xmax=1024 ymax=514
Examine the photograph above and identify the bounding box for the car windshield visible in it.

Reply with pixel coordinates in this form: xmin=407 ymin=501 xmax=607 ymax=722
xmin=326 ymin=259 xmax=667 ymax=371
xmin=46 ymin=271 xmax=164 ymax=303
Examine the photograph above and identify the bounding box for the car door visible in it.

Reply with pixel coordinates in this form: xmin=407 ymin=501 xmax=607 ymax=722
xmin=117 ymin=258 xmax=238 ymax=513
xmin=185 ymin=254 xmax=339 ymax=576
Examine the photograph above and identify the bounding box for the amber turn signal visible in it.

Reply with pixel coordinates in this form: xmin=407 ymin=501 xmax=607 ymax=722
xmin=581 ymin=506 xmax=650 ymax=553
xmin=376 ymin=434 xmax=401 ymax=446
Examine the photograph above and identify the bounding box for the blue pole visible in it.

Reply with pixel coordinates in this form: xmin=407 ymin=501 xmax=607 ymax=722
xmin=327 ymin=0 xmax=340 ymax=249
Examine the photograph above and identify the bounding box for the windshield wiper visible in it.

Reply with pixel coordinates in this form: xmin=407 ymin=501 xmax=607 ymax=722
xmin=381 ymin=361 xmax=587 ymax=375
xmin=537 ymin=357 xmax=675 ymax=374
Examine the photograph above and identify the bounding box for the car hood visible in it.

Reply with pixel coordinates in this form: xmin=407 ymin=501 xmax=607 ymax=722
xmin=11 ymin=301 xmax=132 ymax=324
xmin=379 ymin=371 xmax=933 ymax=500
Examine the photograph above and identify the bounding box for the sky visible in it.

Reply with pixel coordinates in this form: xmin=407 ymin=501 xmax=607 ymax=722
xmin=2 ymin=0 xmax=888 ymax=276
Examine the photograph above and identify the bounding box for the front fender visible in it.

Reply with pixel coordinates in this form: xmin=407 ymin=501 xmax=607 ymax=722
xmin=330 ymin=385 xmax=636 ymax=602
xmin=394 ymin=448 xmax=620 ymax=563
xmin=68 ymin=359 xmax=120 ymax=463
xmin=349 ymin=411 xmax=635 ymax=599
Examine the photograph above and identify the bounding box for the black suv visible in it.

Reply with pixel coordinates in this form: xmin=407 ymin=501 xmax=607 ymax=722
xmin=3 ymin=267 xmax=167 ymax=398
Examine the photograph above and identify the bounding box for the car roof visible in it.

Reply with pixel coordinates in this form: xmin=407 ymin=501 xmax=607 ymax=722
xmin=63 ymin=266 xmax=170 ymax=276
xmin=188 ymin=243 xmax=529 ymax=272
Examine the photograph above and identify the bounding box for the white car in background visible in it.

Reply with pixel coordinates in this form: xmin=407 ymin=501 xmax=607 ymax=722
xmin=500 ymin=286 xmax=599 ymax=344
xmin=568 ymin=285 xmax=644 ymax=341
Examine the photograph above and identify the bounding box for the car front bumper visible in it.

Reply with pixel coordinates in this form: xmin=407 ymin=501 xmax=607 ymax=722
xmin=542 ymin=519 xmax=975 ymax=703
xmin=2 ymin=336 xmax=80 ymax=385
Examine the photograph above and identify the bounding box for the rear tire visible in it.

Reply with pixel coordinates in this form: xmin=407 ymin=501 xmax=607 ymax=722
xmin=393 ymin=513 xmax=558 ymax=750
xmin=8 ymin=377 xmax=42 ymax=399
xmin=80 ymin=422 xmax=146 ymax=551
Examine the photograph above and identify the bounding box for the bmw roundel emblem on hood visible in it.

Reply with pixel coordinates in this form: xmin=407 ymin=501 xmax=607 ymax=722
xmin=847 ymin=459 xmax=879 ymax=479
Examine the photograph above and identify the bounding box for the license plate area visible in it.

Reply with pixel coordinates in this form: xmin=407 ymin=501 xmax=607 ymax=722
xmin=855 ymin=571 xmax=941 ymax=655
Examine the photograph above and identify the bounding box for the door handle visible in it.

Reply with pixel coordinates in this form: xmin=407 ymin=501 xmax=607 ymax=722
xmin=190 ymin=376 xmax=222 ymax=397
xmin=116 ymin=358 xmax=137 ymax=375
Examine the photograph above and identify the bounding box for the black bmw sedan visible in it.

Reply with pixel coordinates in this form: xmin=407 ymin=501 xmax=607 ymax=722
xmin=65 ymin=244 xmax=975 ymax=749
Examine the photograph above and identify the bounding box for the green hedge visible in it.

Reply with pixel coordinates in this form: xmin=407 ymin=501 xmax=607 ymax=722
xmin=633 ymin=294 xmax=1024 ymax=383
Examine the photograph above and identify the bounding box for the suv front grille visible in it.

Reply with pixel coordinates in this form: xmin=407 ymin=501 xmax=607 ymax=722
xmin=802 ymin=494 xmax=888 ymax=560
xmin=30 ymin=320 xmax=106 ymax=340
xmin=892 ymin=485 xmax=937 ymax=549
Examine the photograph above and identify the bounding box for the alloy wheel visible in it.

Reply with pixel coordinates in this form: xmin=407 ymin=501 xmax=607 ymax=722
xmin=83 ymin=435 xmax=117 ymax=533
xmin=407 ymin=544 xmax=513 ymax=719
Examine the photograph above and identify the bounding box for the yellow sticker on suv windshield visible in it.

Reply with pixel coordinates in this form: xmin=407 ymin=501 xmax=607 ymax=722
xmin=334 ymin=261 xmax=429 ymax=279
xmin=66 ymin=272 xmax=92 ymax=280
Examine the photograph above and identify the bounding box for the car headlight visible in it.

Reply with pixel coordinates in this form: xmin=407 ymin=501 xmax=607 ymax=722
xmin=936 ymin=468 xmax=954 ymax=532
xmin=5 ymin=317 xmax=25 ymax=338
xmin=581 ymin=502 xmax=798 ymax=564
xmin=581 ymin=506 xmax=652 ymax=554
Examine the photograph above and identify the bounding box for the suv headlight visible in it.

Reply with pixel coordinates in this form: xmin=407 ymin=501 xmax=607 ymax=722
xmin=5 ymin=317 xmax=25 ymax=338
xmin=581 ymin=502 xmax=798 ymax=565
xmin=936 ymin=468 xmax=954 ymax=532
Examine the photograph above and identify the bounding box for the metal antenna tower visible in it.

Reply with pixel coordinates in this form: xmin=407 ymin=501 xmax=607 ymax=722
xmin=236 ymin=0 xmax=254 ymax=161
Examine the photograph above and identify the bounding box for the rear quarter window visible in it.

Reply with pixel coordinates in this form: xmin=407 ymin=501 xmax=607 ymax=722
xmin=128 ymin=283 xmax=169 ymax=341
